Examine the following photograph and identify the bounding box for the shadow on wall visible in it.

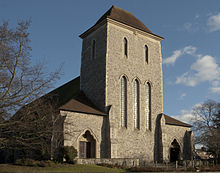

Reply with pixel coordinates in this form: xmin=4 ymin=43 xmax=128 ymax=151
xmin=183 ymin=130 xmax=193 ymax=160
xmin=52 ymin=114 xmax=65 ymax=160
xmin=100 ymin=105 xmax=111 ymax=158
xmin=154 ymin=113 xmax=163 ymax=163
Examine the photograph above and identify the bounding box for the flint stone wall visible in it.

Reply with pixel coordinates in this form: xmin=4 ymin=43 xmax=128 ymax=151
xmin=105 ymin=20 xmax=163 ymax=161
xmin=61 ymin=110 xmax=104 ymax=158
xmin=77 ymin=158 xmax=140 ymax=167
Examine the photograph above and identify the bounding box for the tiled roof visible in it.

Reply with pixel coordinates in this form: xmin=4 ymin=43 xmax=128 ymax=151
xmin=163 ymin=114 xmax=192 ymax=127
xmin=49 ymin=76 xmax=106 ymax=116
xmin=47 ymin=76 xmax=81 ymax=107
xmin=96 ymin=6 xmax=152 ymax=33
xmin=80 ymin=6 xmax=163 ymax=39
xmin=60 ymin=92 xmax=106 ymax=116
xmin=13 ymin=76 xmax=106 ymax=119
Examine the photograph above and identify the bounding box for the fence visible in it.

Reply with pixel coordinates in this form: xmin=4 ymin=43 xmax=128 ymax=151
xmin=77 ymin=158 xmax=139 ymax=167
xmin=78 ymin=158 xmax=216 ymax=169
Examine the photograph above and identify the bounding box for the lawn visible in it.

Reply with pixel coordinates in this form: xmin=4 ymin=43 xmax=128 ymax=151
xmin=0 ymin=164 xmax=125 ymax=172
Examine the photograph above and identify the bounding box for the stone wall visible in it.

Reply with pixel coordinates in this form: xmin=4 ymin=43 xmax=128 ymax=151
xmin=105 ymin=19 xmax=163 ymax=161
xmin=60 ymin=110 xmax=104 ymax=158
xmin=77 ymin=13 xmax=192 ymax=163
xmin=77 ymin=158 xmax=140 ymax=167
xmin=160 ymin=114 xmax=192 ymax=162
xmin=80 ymin=23 xmax=107 ymax=112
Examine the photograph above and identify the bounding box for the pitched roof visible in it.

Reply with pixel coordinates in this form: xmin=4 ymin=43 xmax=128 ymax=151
xmin=163 ymin=114 xmax=192 ymax=127
xmin=47 ymin=76 xmax=81 ymax=107
xmin=60 ymin=92 xmax=106 ymax=116
xmin=50 ymin=77 xmax=106 ymax=115
xmin=80 ymin=6 xmax=163 ymax=39
xmin=45 ymin=77 xmax=106 ymax=116
xmin=13 ymin=76 xmax=106 ymax=119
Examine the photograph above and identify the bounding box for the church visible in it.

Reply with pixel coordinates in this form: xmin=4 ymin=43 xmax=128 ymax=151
xmin=49 ymin=6 xmax=193 ymax=164
xmin=51 ymin=6 xmax=194 ymax=163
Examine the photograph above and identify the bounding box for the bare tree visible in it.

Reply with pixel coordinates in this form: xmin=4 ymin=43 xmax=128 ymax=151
xmin=0 ymin=20 xmax=63 ymax=162
xmin=0 ymin=19 xmax=60 ymax=118
xmin=192 ymin=100 xmax=220 ymax=163
xmin=0 ymin=95 xmax=64 ymax=162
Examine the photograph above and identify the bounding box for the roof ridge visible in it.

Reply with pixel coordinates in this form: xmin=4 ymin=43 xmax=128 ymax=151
xmin=80 ymin=6 xmax=163 ymax=39
xmin=163 ymin=113 xmax=192 ymax=127
xmin=110 ymin=5 xmax=152 ymax=32
xmin=59 ymin=91 xmax=106 ymax=116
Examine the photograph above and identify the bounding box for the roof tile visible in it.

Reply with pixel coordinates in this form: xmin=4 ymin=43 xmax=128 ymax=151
xmin=163 ymin=114 xmax=192 ymax=127
xmin=80 ymin=6 xmax=163 ymax=39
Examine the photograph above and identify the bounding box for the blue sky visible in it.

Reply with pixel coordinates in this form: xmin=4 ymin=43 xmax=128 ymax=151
xmin=1 ymin=0 xmax=220 ymax=123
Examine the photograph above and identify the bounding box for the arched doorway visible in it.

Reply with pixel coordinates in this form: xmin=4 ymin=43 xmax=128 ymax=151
xmin=170 ymin=139 xmax=180 ymax=162
xmin=79 ymin=130 xmax=96 ymax=158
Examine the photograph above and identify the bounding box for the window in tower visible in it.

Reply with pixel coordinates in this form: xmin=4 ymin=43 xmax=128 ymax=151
xmin=121 ymin=76 xmax=127 ymax=127
xmin=134 ymin=79 xmax=140 ymax=129
xmin=124 ymin=38 xmax=128 ymax=57
xmin=145 ymin=82 xmax=151 ymax=130
xmin=92 ymin=40 xmax=96 ymax=59
xmin=145 ymin=45 xmax=148 ymax=64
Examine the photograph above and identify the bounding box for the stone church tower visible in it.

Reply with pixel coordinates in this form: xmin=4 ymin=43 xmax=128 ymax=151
xmin=12 ymin=5 xmax=193 ymax=164
xmin=45 ymin=5 xmax=193 ymax=164
xmin=80 ymin=6 xmax=163 ymax=160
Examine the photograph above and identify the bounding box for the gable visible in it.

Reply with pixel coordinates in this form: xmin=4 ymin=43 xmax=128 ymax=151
xmin=80 ymin=6 xmax=163 ymax=39
xmin=163 ymin=114 xmax=192 ymax=127
xmin=60 ymin=92 xmax=106 ymax=116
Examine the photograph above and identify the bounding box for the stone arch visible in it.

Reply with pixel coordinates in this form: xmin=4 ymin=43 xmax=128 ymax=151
xmin=77 ymin=128 xmax=97 ymax=158
xmin=169 ymin=138 xmax=181 ymax=162
xmin=168 ymin=137 xmax=182 ymax=150
xmin=119 ymin=74 xmax=129 ymax=82
xmin=144 ymin=80 xmax=153 ymax=87
xmin=132 ymin=77 xmax=142 ymax=84
xmin=76 ymin=128 xmax=99 ymax=143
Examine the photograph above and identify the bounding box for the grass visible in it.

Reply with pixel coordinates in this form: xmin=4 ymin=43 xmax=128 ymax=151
xmin=0 ymin=164 xmax=125 ymax=172
xmin=1 ymin=163 xmax=219 ymax=172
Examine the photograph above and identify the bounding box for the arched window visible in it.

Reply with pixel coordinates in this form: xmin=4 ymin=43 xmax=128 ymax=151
xmin=79 ymin=130 xmax=96 ymax=158
xmin=92 ymin=40 xmax=96 ymax=59
xmin=134 ymin=79 xmax=140 ymax=129
xmin=124 ymin=38 xmax=128 ymax=57
xmin=145 ymin=82 xmax=151 ymax=130
xmin=121 ymin=76 xmax=127 ymax=127
xmin=145 ymin=45 xmax=148 ymax=63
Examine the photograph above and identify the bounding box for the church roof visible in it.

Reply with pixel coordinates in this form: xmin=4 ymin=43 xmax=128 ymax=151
xmin=12 ymin=76 xmax=106 ymax=120
xmin=163 ymin=114 xmax=192 ymax=127
xmin=60 ymin=92 xmax=106 ymax=116
xmin=80 ymin=6 xmax=163 ymax=39
xmin=52 ymin=77 xmax=106 ymax=116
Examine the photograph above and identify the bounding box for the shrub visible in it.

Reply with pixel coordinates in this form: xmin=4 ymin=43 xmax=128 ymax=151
xmin=15 ymin=158 xmax=37 ymax=166
xmin=15 ymin=159 xmax=57 ymax=167
xmin=62 ymin=146 xmax=77 ymax=164
xmin=36 ymin=160 xmax=56 ymax=167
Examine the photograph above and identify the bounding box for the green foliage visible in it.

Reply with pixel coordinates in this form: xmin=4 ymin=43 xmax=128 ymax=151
xmin=54 ymin=146 xmax=77 ymax=164
xmin=0 ymin=163 xmax=125 ymax=172
xmin=54 ymin=147 xmax=63 ymax=163
xmin=62 ymin=146 xmax=77 ymax=164
xmin=15 ymin=158 xmax=56 ymax=167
